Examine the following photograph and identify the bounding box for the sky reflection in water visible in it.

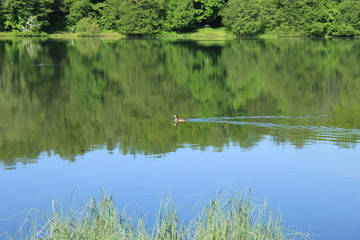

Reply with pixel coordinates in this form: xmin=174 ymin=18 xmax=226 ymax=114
xmin=0 ymin=140 xmax=359 ymax=240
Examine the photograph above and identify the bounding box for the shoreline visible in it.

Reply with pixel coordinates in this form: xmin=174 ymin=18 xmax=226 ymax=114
xmin=1 ymin=28 xmax=358 ymax=40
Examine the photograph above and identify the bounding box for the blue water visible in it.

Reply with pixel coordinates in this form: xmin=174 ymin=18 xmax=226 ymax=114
xmin=1 ymin=137 xmax=359 ymax=239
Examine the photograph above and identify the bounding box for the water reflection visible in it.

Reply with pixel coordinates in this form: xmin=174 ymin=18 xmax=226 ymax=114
xmin=0 ymin=38 xmax=359 ymax=168
xmin=192 ymin=115 xmax=360 ymax=145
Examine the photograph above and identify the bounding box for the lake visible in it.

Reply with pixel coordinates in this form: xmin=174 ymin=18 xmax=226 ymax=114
xmin=0 ymin=38 xmax=359 ymax=239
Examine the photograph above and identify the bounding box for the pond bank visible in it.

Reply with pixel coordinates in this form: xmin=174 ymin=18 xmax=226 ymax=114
xmin=2 ymin=28 xmax=356 ymax=40
xmin=0 ymin=28 xmax=233 ymax=40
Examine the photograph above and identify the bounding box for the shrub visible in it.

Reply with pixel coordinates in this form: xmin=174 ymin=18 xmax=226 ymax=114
xmin=0 ymin=5 xmax=4 ymax=31
xmin=221 ymin=0 xmax=264 ymax=37
xmin=116 ymin=0 xmax=162 ymax=37
xmin=76 ymin=17 xmax=101 ymax=37
xmin=20 ymin=16 xmax=42 ymax=33
xmin=163 ymin=0 xmax=195 ymax=32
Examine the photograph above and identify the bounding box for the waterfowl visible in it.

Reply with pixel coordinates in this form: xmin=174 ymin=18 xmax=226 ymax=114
xmin=173 ymin=114 xmax=188 ymax=122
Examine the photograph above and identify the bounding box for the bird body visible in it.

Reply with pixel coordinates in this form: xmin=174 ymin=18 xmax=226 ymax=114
xmin=173 ymin=114 xmax=187 ymax=122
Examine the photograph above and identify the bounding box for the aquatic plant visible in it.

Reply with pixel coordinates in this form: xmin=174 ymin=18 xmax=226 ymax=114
xmin=10 ymin=191 xmax=309 ymax=240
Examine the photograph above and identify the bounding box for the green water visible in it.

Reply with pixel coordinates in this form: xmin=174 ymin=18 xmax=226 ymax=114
xmin=0 ymin=38 xmax=359 ymax=167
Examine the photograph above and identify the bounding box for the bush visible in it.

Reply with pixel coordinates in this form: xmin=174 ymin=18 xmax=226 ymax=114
xmin=163 ymin=0 xmax=195 ymax=32
xmin=116 ymin=0 xmax=162 ymax=37
xmin=20 ymin=16 xmax=42 ymax=33
xmin=222 ymin=0 xmax=264 ymax=37
xmin=329 ymin=0 xmax=360 ymax=37
xmin=0 ymin=5 xmax=4 ymax=31
xmin=328 ymin=23 xmax=359 ymax=37
xmin=2 ymin=0 xmax=53 ymax=33
xmin=76 ymin=17 xmax=101 ymax=37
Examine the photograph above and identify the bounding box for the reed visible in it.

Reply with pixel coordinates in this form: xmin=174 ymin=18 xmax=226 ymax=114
xmin=10 ymin=192 xmax=309 ymax=240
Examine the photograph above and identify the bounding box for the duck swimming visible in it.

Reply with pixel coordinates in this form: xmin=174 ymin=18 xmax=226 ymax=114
xmin=173 ymin=114 xmax=188 ymax=122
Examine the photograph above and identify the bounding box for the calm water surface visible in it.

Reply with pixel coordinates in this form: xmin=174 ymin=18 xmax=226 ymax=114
xmin=0 ymin=38 xmax=359 ymax=239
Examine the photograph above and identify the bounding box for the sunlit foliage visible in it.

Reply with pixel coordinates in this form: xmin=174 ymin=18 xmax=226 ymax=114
xmin=163 ymin=0 xmax=196 ymax=32
xmin=222 ymin=0 xmax=265 ymax=36
xmin=106 ymin=0 xmax=163 ymax=36
xmin=2 ymin=0 xmax=54 ymax=32
xmin=222 ymin=0 xmax=360 ymax=36
xmin=64 ymin=0 xmax=93 ymax=29
xmin=76 ymin=17 xmax=100 ymax=36
xmin=0 ymin=0 xmax=358 ymax=36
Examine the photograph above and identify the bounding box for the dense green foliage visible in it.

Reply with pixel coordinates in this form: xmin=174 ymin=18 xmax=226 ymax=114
xmin=2 ymin=0 xmax=54 ymax=32
xmin=0 ymin=0 xmax=359 ymax=36
xmin=0 ymin=3 xmax=4 ymax=31
xmin=0 ymin=39 xmax=359 ymax=168
xmin=193 ymin=0 xmax=225 ymax=26
xmin=163 ymin=0 xmax=196 ymax=31
xmin=222 ymin=0 xmax=264 ymax=36
xmin=222 ymin=0 xmax=360 ymax=37
xmin=76 ymin=17 xmax=100 ymax=36
xmin=116 ymin=0 xmax=162 ymax=36
xmin=64 ymin=0 xmax=95 ymax=29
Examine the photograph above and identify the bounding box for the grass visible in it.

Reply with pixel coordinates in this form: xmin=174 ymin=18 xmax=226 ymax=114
xmin=1 ymin=28 xmax=357 ymax=40
xmin=0 ymin=31 xmax=18 ymax=38
xmin=159 ymin=27 xmax=235 ymax=40
xmin=0 ymin=28 xmax=234 ymax=40
xmin=8 ymin=191 xmax=309 ymax=240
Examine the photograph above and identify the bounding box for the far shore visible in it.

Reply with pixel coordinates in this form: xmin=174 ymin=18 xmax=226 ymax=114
xmin=0 ymin=28 xmax=233 ymax=40
xmin=1 ymin=28 xmax=357 ymax=40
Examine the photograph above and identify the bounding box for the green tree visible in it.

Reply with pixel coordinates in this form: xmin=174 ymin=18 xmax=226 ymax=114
xmin=222 ymin=0 xmax=264 ymax=36
xmin=301 ymin=0 xmax=329 ymax=36
xmin=263 ymin=0 xmax=331 ymax=36
xmin=193 ymin=0 xmax=225 ymax=26
xmin=64 ymin=0 xmax=94 ymax=29
xmin=163 ymin=0 xmax=195 ymax=32
xmin=258 ymin=0 xmax=280 ymax=32
xmin=46 ymin=0 xmax=67 ymax=32
xmin=76 ymin=16 xmax=100 ymax=36
xmin=115 ymin=0 xmax=163 ymax=36
xmin=3 ymin=0 xmax=54 ymax=32
xmin=0 ymin=3 xmax=4 ymax=31
xmin=269 ymin=0 xmax=307 ymax=35
xmin=339 ymin=0 xmax=360 ymax=31
xmin=63 ymin=0 xmax=105 ymax=30
xmin=101 ymin=0 xmax=123 ymax=30
xmin=329 ymin=0 xmax=360 ymax=36
xmin=92 ymin=1 xmax=108 ymax=29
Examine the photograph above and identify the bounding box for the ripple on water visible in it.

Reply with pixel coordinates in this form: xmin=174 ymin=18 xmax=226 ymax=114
xmin=189 ymin=115 xmax=360 ymax=144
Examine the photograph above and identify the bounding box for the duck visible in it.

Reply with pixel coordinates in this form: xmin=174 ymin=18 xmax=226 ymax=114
xmin=173 ymin=114 xmax=188 ymax=122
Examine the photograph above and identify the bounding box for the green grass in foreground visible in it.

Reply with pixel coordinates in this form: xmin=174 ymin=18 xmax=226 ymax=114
xmin=9 ymin=191 xmax=309 ymax=240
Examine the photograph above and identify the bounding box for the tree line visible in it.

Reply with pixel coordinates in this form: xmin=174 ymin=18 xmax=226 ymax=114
xmin=0 ymin=0 xmax=359 ymax=37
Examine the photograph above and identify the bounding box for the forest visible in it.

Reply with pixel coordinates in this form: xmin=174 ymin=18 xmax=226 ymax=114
xmin=0 ymin=0 xmax=359 ymax=37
